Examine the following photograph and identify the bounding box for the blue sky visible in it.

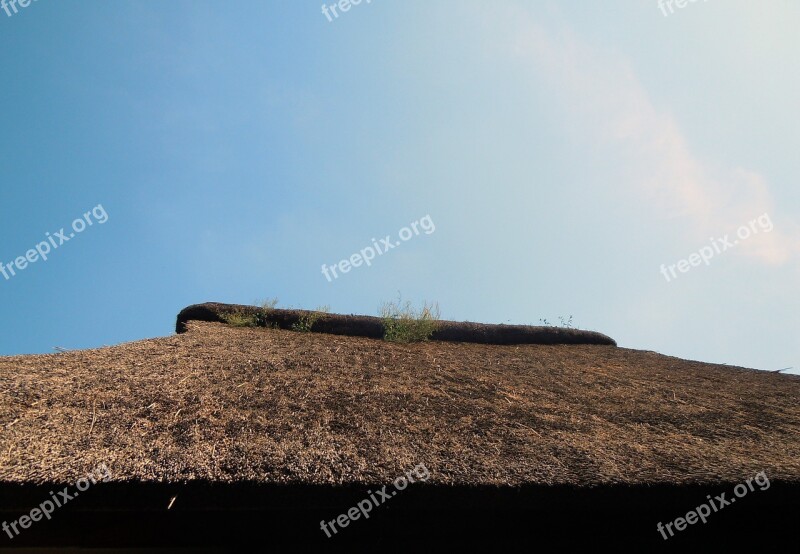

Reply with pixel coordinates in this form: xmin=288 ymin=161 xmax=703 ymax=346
xmin=1 ymin=0 xmax=797 ymax=374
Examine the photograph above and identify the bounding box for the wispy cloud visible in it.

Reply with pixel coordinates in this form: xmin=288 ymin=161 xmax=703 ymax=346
xmin=504 ymin=9 xmax=798 ymax=265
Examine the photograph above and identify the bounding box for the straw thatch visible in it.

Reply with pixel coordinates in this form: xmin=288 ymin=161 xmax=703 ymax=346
xmin=1 ymin=319 xmax=797 ymax=486
xmin=176 ymin=302 xmax=618 ymax=345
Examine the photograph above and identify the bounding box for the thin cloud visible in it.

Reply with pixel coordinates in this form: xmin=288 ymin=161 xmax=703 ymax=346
xmin=505 ymin=10 xmax=798 ymax=265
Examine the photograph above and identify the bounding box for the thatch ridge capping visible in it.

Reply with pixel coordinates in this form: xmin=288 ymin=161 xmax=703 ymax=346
xmin=175 ymin=302 xmax=618 ymax=346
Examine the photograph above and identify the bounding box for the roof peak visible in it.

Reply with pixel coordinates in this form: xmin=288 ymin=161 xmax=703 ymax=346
xmin=176 ymin=302 xmax=617 ymax=346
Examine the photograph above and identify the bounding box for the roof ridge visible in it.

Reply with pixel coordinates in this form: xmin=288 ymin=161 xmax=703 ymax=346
xmin=176 ymin=302 xmax=617 ymax=346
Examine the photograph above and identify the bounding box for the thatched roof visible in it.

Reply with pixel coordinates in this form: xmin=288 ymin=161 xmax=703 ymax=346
xmin=1 ymin=316 xmax=798 ymax=487
xmin=175 ymin=302 xmax=618 ymax=345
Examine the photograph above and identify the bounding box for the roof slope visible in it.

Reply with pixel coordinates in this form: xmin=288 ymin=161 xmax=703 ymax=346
xmin=1 ymin=321 xmax=798 ymax=486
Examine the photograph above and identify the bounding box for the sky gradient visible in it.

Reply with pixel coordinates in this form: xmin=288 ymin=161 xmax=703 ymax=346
xmin=1 ymin=0 xmax=798 ymax=374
